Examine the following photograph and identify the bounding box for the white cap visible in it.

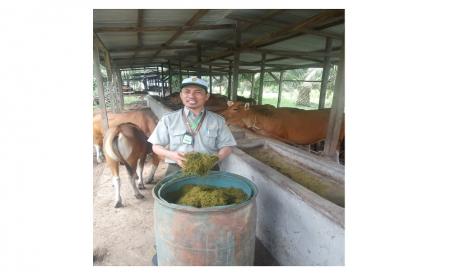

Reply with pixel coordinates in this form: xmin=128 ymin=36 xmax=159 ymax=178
xmin=181 ymin=77 xmax=209 ymax=93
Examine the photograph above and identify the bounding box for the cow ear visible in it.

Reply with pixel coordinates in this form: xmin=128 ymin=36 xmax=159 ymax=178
xmin=227 ymin=100 xmax=234 ymax=107
xmin=244 ymin=103 xmax=250 ymax=110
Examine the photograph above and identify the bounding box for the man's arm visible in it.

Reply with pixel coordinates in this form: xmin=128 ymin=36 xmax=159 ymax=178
xmin=217 ymin=146 xmax=233 ymax=162
xmin=152 ymin=145 xmax=186 ymax=168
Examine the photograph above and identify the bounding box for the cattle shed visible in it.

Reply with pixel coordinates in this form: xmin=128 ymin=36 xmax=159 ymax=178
xmin=93 ymin=9 xmax=345 ymax=266
xmin=93 ymin=9 xmax=345 ymax=159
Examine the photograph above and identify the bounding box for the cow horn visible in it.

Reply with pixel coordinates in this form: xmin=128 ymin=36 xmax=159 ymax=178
xmin=227 ymin=100 xmax=234 ymax=107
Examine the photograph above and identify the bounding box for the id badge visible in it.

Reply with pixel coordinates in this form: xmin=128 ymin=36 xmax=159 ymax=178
xmin=182 ymin=133 xmax=193 ymax=145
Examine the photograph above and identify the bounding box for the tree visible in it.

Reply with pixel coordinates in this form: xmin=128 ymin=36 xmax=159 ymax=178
xmin=284 ymin=68 xmax=320 ymax=107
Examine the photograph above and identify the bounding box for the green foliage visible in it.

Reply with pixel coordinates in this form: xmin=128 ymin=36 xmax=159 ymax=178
xmin=182 ymin=152 xmax=219 ymax=176
xmin=174 ymin=184 xmax=247 ymax=208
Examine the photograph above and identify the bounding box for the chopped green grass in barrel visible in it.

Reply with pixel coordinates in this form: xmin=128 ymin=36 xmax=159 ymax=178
xmin=174 ymin=184 xmax=248 ymax=208
xmin=182 ymin=152 xmax=219 ymax=176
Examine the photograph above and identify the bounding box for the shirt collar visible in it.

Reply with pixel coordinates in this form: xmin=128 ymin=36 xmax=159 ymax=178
xmin=183 ymin=107 xmax=205 ymax=118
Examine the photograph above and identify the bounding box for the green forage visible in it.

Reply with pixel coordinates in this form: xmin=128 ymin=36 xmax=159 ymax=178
xmin=174 ymin=184 xmax=247 ymax=208
xmin=182 ymin=152 xmax=219 ymax=176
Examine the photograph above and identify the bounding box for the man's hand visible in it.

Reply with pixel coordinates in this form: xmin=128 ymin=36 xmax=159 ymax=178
xmin=169 ymin=151 xmax=187 ymax=168
xmin=152 ymin=145 xmax=187 ymax=168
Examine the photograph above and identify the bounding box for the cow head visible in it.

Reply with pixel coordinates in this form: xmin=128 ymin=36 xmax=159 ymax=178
xmin=220 ymin=101 xmax=252 ymax=128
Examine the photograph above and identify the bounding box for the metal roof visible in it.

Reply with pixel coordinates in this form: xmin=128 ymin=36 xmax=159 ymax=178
xmin=93 ymin=9 xmax=344 ymax=73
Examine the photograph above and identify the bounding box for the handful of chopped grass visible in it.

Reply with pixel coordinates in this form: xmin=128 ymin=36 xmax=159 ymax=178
xmin=182 ymin=152 xmax=219 ymax=176
xmin=174 ymin=184 xmax=248 ymax=208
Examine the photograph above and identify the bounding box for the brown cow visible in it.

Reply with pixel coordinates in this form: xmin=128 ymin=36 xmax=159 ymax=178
xmin=103 ymin=122 xmax=159 ymax=208
xmin=93 ymin=108 xmax=158 ymax=182
xmin=221 ymin=101 xmax=344 ymax=149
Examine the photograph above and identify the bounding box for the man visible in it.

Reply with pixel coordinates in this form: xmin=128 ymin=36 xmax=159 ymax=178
xmin=148 ymin=77 xmax=236 ymax=176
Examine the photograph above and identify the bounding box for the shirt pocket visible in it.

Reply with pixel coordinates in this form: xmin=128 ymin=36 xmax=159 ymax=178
xmin=205 ymin=126 xmax=218 ymax=148
xmin=171 ymin=128 xmax=186 ymax=146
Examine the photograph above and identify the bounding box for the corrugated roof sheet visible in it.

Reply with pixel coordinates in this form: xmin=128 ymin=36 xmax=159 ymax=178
xmin=94 ymin=9 xmax=344 ymax=71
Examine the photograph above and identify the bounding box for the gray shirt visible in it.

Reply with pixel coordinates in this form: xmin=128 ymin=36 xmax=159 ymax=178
xmin=148 ymin=107 xmax=237 ymax=164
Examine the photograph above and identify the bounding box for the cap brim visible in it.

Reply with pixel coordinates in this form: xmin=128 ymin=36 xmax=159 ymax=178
xmin=181 ymin=83 xmax=208 ymax=92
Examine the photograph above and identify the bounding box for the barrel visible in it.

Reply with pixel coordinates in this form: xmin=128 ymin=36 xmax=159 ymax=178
xmin=152 ymin=171 xmax=258 ymax=266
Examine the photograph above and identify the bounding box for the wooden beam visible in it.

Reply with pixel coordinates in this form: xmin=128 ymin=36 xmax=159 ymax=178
xmin=258 ymin=53 xmax=266 ymax=105
xmin=151 ymin=10 xmax=209 ymax=60
xmin=93 ymin=45 xmax=109 ymax=132
xmin=315 ymin=18 xmax=345 ymax=31
xmin=206 ymin=10 xmax=344 ymax=63
xmin=93 ymin=32 xmax=108 ymax=52
xmin=227 ymin=14 xmax=343 ymax=40
xmin=187 ymin=11 xmax=284 ymax=67
xmin=277 ymin=71 xmax=284 ymax=107
xmin=94 ymin=24 xmax=235 ymax=33
xmin=246 ymin=48 xmax=339 ymax=58
xmin=319 ymin=37 xmax=333 ymax=109
xmin=268 ymin=72 xmax=279 ymax=82
xmin=114 ymin=59 xmax=325 ymax=72
xmin=111 ymin=45 xmax=195 ymax=53
xmin=224 ymin=10 xmax=285 ymax=40
xmin=323 ymin=45 xmax=344 ymax=161
xmin=188 ymin=39 xmax=234 ymax=49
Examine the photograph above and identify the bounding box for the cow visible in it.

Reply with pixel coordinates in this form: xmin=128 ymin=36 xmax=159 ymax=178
xmin=103 ymin=122 xmax=160 ymax=208
xmin=93 ymin=108 xmax=158 ymax=182
xmin=221 ymin=101 xmax=345 ymax=156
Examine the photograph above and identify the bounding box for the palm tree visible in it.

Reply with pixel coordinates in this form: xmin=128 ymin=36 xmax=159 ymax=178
xmin=284 ymin=68 xmax=320 ymax=107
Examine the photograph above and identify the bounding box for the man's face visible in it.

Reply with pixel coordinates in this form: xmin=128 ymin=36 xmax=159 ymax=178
xmin=180 ymin=85 xmax=210 ymax=110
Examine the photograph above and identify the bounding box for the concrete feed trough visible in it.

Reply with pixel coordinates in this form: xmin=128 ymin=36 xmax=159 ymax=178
xmin=147 ymin=95 xmax=345 ymax=265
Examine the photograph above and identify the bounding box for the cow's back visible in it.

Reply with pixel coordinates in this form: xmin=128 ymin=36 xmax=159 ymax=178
xmin=93 ymin=109 xmax=158 ymax=146
xmin=257 ymin=108 xmax=334 ymax=144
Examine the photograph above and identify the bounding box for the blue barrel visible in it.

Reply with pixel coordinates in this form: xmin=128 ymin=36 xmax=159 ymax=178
xmin=152 ymin=171 xmax=258 ymax=266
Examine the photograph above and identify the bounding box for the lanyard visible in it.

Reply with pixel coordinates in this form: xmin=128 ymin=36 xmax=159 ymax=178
xmin=182 ymin=110 xmax=206 ymax=136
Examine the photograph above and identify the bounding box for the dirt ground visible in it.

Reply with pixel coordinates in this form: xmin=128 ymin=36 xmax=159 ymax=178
xmin=93 ymin=155 xmax=168 ymax=266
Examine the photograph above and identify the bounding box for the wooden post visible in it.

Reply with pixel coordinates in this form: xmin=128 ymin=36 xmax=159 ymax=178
xmin=103 ymin=50 xmax=113 ymax=82
xmin=250 ymin=73 xmax=255 ymax=100
xmin=113 ymin=65 xmax=124 ymax=112
xmin=323 ymin=44 xmax=344 ymax=161
xmin=156 ymin=66 xmax=160 ymax=89
xmin=93 ymin=45 xmax=109 ymax=132
xmin=161 ymin=64 xmax=165 ymax=97
xmin=258 ymin=53 xmax=266 ymax=105
xmin=231 ymin=24 xmax=241 ymax=101
xmin=220 ymin=75 xmax=223 ymax=94
xmin=103 ymin=50 xmax=119 ymax=112
xmin=319 ymin=37 xmax=333 ymax=109
xmin=168 ymin=61 xmax=172 ymax=95
xmin=197 ymin=43 xmax=202 ymax=78
xmin=277 ymin=71 xmax=284 ymax=107
xmin=227 ymin=60 xmax=232 ymax=99
xmin=209 ymin=65 xmax=212 ymax=93
xmin=179 ymin=61 xmax=183 ymax=90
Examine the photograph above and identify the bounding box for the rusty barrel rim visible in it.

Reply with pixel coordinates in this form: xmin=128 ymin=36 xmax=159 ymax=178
xmin=152 ymin=171 xmax=258 ymax=213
